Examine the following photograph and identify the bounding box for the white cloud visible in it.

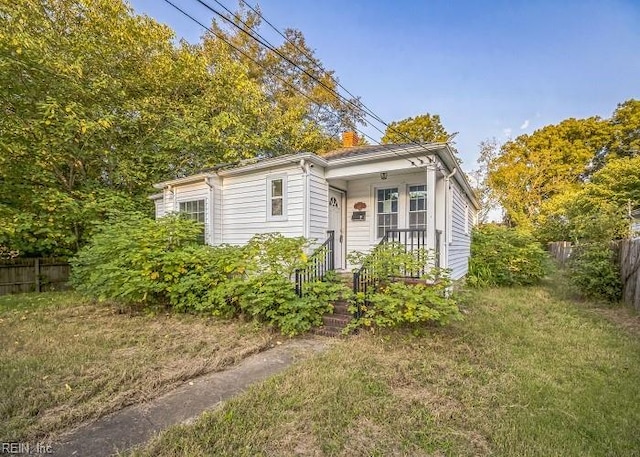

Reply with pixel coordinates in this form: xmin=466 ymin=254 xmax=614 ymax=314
xmin=520 ymin=119 xmax=530 ymax=129
xmin=502 ymin=128 xmax=512 ymax=137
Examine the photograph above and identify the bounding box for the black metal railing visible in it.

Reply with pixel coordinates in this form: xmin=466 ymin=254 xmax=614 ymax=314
xmin=352 ymin=228 xmax=428 ymax=317
xmin=294 ymin=230 xmax=335 ymax=297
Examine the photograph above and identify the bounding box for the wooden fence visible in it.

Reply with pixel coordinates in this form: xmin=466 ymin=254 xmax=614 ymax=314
xmin=548 ymin=241 xmax=573 ymax=265
xmin=549 ymin=239 xmax=640 ymax=311
xmin=619 ymin=239 xmax=640 ymax=312
xmin=0 ymin=258 xmax=70 ymax=296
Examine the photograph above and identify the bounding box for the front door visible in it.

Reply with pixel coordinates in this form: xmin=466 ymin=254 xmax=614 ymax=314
xmin=328 ymin=189 xmax=344 ymax=269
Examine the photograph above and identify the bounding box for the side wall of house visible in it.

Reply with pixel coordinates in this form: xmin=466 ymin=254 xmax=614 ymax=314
xmin=154 ymin=198 xmax=165 ymax=218
xmin=308 ymin=165 xmax=329 ymax=245
xmin=449 ymin=178 xmax=472 ymax=280
xmin=221 ymin=164 xmax=305 ymax=245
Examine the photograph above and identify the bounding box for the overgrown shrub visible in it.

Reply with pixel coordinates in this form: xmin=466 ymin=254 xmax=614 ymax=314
xmin=347 ymin=245 xmax=461 ymax=330
xmin=468 ymin=225 xmax=549 ymax=287
xmin=569 ymin=242 xmax=622 ymax=302
xmin=70 ymin=213 xmax=202 ymax=303
xmin=71 ymin=217 xmax=346 ymax=335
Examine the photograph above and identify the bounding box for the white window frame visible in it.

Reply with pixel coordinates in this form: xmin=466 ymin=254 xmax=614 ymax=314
xmin=266 ymin=174 xmax=287 ymax=221
xmin=375 ymin=186 xmax=399 ymax=238
xmin=407 ymin=183 xmax=428 ymax=230
xmin=178 ymin=199 xmax=206 ymax=243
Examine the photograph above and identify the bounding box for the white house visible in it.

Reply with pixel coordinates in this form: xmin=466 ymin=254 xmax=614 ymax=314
xmin=151 ymin=136 xmax=480 ymax=280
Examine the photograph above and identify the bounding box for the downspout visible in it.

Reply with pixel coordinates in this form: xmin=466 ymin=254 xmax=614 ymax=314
xmin=300 ymin=159 xmax=311 ymax=240
xmin=204 ymin=177 xmax=214 ymax=245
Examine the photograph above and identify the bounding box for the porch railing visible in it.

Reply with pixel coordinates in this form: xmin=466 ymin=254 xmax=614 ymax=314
xmin=294 ymin=230 xmax=335 ymax=297
xmin=352 ymin=228 xmax=428 ymax=317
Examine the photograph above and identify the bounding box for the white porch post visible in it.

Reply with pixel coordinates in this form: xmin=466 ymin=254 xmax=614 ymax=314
xmin=426 ymin=165 xmax=437 ymax=253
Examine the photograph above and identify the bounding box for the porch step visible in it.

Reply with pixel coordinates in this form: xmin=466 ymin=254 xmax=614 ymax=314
xmin=311 ymin=300 xmax=354 ymax=337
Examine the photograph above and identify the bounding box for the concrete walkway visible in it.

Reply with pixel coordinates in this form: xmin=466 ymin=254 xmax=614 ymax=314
xmin=53 ymin=337 xmax=331 ymax=456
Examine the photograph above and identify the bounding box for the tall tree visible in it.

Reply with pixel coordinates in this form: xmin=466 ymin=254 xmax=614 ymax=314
xmin=203 ymin=1 xmax=365 ymax=154
xmin=487 ymin=117 xmax=610 ymax=227
xmin=381 ymin=113 xmax=450 ymax=144
xmin=470 ymin=138 xmax=501 ymax=223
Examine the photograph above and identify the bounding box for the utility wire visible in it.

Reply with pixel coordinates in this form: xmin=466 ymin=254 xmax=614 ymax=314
xmin=161 ymin=0 xmax=395 ymax=153
xmin=242 ymin=0 xmax=438 ymax=155
xmin=201 ymin=0 xmax=441 ymax=165
xmin=194 ymin=0 xmax=430 ymax=165
xmin=163 ymin=0 xmax=433 ymax=166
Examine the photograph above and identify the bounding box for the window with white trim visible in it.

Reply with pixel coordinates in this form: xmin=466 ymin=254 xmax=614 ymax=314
xmin=267 ymin=175 xmax=287 ymax=220
xmin=408 ymin=185 xmax=427 ymax=229
xmin=179 ymin=199 xmax=205 ymax=243
xmin=376 ymin=187 xmax=398 ymax=238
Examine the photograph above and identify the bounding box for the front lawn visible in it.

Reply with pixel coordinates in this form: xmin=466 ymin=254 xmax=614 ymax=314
xmin=131 ymin=274 xmax=640 ymax=456
xmin=0 ymin=292 xmax=274 ymax=442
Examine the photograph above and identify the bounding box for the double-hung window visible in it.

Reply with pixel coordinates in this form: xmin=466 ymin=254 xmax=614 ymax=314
xmin=179 ymin=199 xmax=205 ymax=243
xmin=376 ymin=187 xmax=398 ymax=238
xmin=408 ymin=185 xmax=427 ymax=229
xmin=267 ymin=175 xmax=287 ymax=220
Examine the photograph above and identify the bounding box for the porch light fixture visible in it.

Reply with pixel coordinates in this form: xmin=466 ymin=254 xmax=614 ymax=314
xmin=380 ymin=172 xmax=388 ymax=180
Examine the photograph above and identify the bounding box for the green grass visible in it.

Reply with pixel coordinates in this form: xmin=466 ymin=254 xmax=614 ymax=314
xmin=0 ymin=292 xmax=274 ymax=442
xmin=131 ymin=273 xmax=640 ymax=456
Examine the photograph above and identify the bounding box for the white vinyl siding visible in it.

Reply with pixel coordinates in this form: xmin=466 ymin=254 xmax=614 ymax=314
xmin=449 ymin=180 xmax=472 ymax=280
xmin=221 ymin=165 xmax=304 ymax=245
xmin=309 ymin=166 xmax=329 ymax=246
xmin=154 ymin=198 xmax=164 ymax=218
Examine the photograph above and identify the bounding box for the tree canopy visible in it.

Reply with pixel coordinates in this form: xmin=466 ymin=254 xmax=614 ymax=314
xmin=0 ymin=0 xmax=365 ymax=256
xmin=381 ymin=113 xmax=450 ymax=144
xmin=485 ymin=99 xmax=639 ymax=242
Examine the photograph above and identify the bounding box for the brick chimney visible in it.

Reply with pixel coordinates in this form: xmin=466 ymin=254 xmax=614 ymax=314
xmin=342 ymin=131 xmax=359 ymax=148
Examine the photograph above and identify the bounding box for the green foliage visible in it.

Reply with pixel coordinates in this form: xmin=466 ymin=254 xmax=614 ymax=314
xmin=347 ymin=245 xmax=460 ymax=330
xmin=1 ymin=0 xmax=364 ymax=257
xmin=381 ymin=113 xmax=450 ymax=144
xmin=71 ymin=220 xmax=344 ymax=335
xmin=70 ymin=214 xmax=203 ymax=303
xmin=468 ymin=225 xmax=549 ymax=287
xmin=486 ymin=99 xmax=639 ymax=236
xmin=569 ymin=243 xmax=622 ymax=302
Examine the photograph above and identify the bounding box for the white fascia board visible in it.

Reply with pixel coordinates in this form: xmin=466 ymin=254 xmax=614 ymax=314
xmin=148 ymin=192 xmax=164 ymax=200
xmin=217 ymin=153 xmax=326 ymax=177
xmin=153 ymin=173 xmax=215 ymax=190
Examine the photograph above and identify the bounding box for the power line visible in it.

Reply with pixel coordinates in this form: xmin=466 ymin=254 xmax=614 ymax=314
xmin=198 ymin=0 xmax=436 ymax=165
xmin=242 ymin=1 xmax=432 ymax=149
xmin=163 ymin=0 xmax=432 ymax=166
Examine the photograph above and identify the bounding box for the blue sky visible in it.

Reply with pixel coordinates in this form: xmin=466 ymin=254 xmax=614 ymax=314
xmin=128 ymin=0 xmax=640 ymax=168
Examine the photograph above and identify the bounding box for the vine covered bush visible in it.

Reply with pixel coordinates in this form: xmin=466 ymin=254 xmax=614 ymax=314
xmin=71 ymin=214 xmax=346 ymax=335
xmin=467 ymin=224 xmax=549 ymax=287
xmin=569 ymin=242 xmax=622 ymax=302
xmin=347 ymin=243 xmax=462 ymax=331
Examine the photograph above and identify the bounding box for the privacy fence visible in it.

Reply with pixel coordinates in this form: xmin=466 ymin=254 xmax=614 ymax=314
xmin=549 ymin=239 xmax=640 ymax=311
xmin=0 ymin=258 xmax=70 ymax=296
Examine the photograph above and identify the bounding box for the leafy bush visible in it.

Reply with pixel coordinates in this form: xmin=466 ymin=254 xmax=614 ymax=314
xmin=569 ymin=242 xmax=622 ymax=302
xmin=70 ymin=213 xmax=202 ymax=303
xmin=468 ymin=225 xmax=549 ymax=287
xmin=347 ymin=245 xmax=461 ymax=330
xmin=71 ymin=218 xmax=345 ymax=335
